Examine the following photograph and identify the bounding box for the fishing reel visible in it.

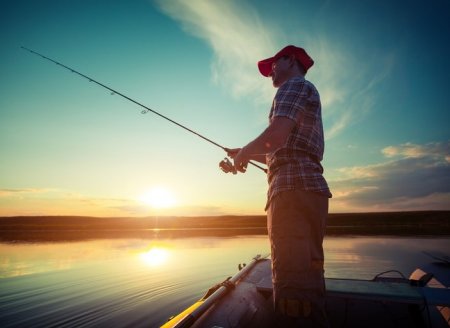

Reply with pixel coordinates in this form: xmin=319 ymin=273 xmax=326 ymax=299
xmin=219 ymin=157 xmax=237 ymax=174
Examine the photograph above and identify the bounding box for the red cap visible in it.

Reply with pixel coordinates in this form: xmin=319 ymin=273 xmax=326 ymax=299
xmin=257 ymin=45 xmax=314 ymax=77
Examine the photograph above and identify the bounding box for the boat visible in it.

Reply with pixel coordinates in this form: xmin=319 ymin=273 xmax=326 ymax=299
xmin=161 ymin=253 xmax=450 ymax=328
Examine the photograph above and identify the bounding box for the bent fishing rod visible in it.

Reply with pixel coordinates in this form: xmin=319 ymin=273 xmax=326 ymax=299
xmin=21 ymin=46 xmax=267 ymax=174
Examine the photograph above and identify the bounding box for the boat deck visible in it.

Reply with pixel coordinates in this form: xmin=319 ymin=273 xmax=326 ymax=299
xmin=253 ymin=259 xmax=450 ymax=328
xmin=257 ymin=265 xmax=450 ymax=307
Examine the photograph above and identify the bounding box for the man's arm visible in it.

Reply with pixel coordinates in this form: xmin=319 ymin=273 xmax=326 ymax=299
xmin=226 ymin=149 xmax=267 ymax=164
xmin=232 ymin=117 xmax=296 ymax=172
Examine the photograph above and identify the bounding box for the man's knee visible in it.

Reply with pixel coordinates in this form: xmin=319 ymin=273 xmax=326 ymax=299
xmin=277 ymin=298 xmax=312 ymax=318
xmin=275 ymin=297 xmax=330 ymax=328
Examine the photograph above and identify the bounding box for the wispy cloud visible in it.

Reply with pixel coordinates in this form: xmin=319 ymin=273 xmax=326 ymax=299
xmin=112 ymin=203 xmax=229 ymax=217
xmin=154 ymin=0 xmax=395 ymax=138
xmin=313 ymin=42 xmax=396 ymax=139
xmin=0 ymin=187 xmax=234 ymax=217
xmin=0 ymin=188 xmax=54 ymax=197
xmin=330 ymin=141 xmax=450 ymax=211
xmin=382 ymin=142 xmax=450 ymax=161
xmin=154 ymin=0 xmax=275 ymax=104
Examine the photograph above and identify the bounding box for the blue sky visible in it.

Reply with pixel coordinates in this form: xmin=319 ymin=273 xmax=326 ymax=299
xmin=1 ymin=0 xmax=449 ymax=216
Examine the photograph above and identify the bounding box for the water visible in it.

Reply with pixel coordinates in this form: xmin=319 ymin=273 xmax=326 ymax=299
xmin=0 ymin=234 xmax=449 ymax=327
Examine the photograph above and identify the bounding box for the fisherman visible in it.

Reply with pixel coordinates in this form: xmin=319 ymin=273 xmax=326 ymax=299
xmin=226 ymin=45 xmax=332 ymax=327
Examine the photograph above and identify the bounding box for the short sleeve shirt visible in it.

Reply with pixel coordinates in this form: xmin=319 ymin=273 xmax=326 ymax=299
xmin=265 ymin=76 xmax=332 ymax=209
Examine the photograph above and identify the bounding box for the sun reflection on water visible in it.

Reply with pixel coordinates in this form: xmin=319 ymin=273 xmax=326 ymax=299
xmin=139 ymin=247 xmax=170 ymax=267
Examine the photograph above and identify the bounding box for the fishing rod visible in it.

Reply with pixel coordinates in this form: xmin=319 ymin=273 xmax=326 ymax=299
xmin=21 ymin=46 xmax=267 ymax=174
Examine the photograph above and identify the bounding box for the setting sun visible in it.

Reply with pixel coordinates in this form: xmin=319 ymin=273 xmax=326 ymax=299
xmin=138 ymin=187 xmax=177 ymax=209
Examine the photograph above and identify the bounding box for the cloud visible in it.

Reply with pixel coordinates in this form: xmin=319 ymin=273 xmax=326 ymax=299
xmin=314 ymin=44 xmax=396 ymax=139
xmin=382 ymin=142 xmax=450 ymax=161
xmin=111 ymin=202 xmax=232 ymax=217
xmin=154 ymin=0 xmax=396 ymax=139
xmin=154 ymin=0 xmax=275 ymax=104
xmin=330 ymin=141 xmax=450 ymax=211
xmin=0 ymin=186 xmax=237 ymax=217
xmin=0 ymin=188 xmax=53 ymax=197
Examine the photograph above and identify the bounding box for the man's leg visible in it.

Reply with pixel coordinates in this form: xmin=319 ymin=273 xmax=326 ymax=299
xmin=267 ymin=189 xmax=329 ymax=328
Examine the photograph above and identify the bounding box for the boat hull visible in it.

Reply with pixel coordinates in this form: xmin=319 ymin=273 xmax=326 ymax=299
xmin=162 ymin=255 xmax=450 ymax=328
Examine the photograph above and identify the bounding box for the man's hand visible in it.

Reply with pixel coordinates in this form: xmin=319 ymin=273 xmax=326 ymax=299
xmin=228 ymin=147 xmax=249 ymax=173
xmin=225 ymin=148 xmax=240 ymax=158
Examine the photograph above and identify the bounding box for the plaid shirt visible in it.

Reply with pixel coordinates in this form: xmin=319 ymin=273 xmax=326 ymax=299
xmin=265 ymin=76 xmax=332 ymax=210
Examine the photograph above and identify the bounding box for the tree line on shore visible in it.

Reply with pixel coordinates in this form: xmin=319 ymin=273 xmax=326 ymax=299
xmin=0 ymin=211 xmax=449 ymax=241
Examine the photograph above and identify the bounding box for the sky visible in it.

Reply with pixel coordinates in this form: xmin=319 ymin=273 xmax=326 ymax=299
xmin=1 ymin=0 xmax=449 ymax=217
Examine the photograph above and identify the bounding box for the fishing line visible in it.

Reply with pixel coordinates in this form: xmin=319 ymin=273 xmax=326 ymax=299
xmin=21 ymin=46 xmax=267 ymax=173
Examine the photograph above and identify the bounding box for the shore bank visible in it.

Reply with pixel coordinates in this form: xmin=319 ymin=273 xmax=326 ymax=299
xmin=0 ymin=211 xmax=449 ymax=242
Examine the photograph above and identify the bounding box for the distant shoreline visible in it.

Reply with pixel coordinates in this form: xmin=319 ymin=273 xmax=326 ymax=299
xmin=0 ymin=211 xmax=449 ymax=242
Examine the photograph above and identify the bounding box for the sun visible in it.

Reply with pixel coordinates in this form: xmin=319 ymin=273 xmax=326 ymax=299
xmin=139 ymin=187 xmax=176 ymax=208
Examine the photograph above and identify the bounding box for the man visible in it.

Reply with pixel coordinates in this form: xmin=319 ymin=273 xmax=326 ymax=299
xmin=227 ymin=45 xmax=332 ymax=327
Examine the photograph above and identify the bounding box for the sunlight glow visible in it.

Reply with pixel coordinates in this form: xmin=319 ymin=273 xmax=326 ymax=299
xmin=139 ymin=247 xmax=170 ymax=267
xmin=139 ymin=187 xmax=176 ymax=209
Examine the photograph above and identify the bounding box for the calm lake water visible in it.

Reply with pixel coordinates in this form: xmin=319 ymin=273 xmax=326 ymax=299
xmin=0 ymin=233 xmax=449 ymax=327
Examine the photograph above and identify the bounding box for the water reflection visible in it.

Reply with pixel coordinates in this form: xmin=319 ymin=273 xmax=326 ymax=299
xmin=139 ymin=246 xmax=171 ymax=267
xmin=1 ymin=236 xmax=449 ymax=280
xmin=0 ymin=236 xmax=449 ymax=328
xmin=0 ymin=236 xmax=270 ymax=279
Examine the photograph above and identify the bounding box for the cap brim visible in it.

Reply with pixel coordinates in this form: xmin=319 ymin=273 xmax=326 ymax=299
xmin=258 ymin=57 xmax=275 ymax=77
